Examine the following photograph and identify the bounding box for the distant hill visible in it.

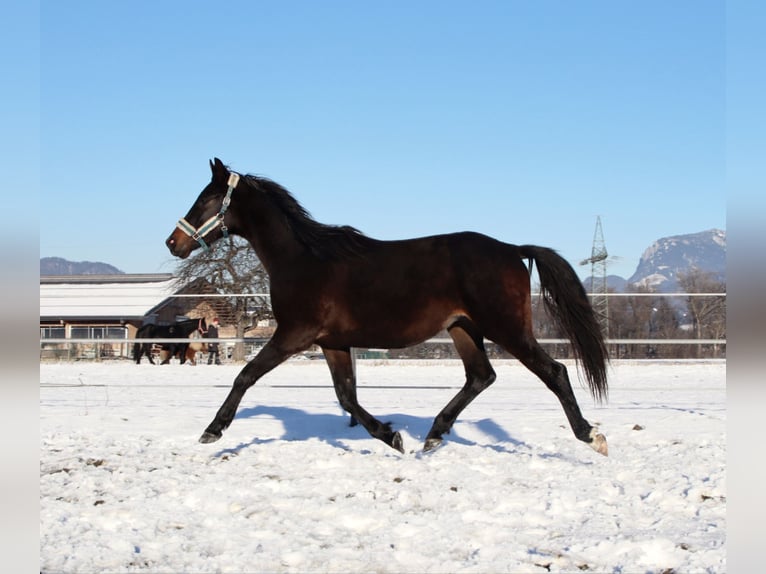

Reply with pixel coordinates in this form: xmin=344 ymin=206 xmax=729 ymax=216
xmin=582 ymin=229 xmax=726 ymax=292
xmin=40 ymin=257 xmax=125 ymax=276
xmin=582 ymin=275 xmax=628 ymax=293
xmin=628 ymin=229 xmax=725 ymax=291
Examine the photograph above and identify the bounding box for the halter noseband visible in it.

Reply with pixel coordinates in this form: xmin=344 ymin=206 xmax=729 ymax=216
xmin=176 ymin=172 xmax=240 ymax=251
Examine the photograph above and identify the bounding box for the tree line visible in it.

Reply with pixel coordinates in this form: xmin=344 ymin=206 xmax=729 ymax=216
xmin=531 ymin=267 xmax=726 ymax=360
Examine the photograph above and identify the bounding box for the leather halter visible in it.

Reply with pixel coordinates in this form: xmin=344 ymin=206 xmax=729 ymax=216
xmin=176 ymin=172 xmax=240 ymax=251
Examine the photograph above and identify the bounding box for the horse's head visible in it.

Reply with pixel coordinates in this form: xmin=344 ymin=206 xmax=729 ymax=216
xmin=166 ymin=158 xmax=241 ymax=259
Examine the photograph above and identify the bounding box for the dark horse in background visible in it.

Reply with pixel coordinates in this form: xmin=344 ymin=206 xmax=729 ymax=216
xmin=133 ymin=317 xmax=207 ymax=365
xmin=166 ymin=159 xmax=609 ymax=455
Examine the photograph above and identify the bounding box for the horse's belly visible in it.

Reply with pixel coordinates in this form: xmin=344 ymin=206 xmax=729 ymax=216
xmin=317 ymin=303 xmax=465 ymax=350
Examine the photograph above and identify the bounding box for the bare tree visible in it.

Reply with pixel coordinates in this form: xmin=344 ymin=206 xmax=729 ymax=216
xmin=677 ymin=267 xmax=726 ymax=358
xmin=173 ymin=236 xmax=272 ymax=361
xmin=607 ymin=285 xmax=658 ymax=358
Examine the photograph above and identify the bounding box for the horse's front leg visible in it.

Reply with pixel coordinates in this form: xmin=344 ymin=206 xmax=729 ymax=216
xmin=323 ymin=347 xmax=404 ymax=453
xmin=199 ymin=334 xmax=311 ymax=444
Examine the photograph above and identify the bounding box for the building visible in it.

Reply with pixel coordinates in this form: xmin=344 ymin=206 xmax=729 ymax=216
xmin=40 ymin=274 xmax=218 ymax=360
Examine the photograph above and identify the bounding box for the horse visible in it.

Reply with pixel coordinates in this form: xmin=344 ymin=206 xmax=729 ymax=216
xmin=133 ymin=317 xmax=207 ymax=365
xmin=166 ymin=158 xmax=609 ymax=456
xmin=158 ymin=331 xmax=209 ymax=365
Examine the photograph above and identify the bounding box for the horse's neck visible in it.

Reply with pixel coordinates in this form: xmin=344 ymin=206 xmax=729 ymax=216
xmin=238 ymin=195 xmax=306 ymax=274
xmin=182 ymin=321 xmax=200 ymax=334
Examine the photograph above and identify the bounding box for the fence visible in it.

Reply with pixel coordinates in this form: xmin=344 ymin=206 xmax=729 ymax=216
xmin=39 ymin=291 xmax=726 ymax=362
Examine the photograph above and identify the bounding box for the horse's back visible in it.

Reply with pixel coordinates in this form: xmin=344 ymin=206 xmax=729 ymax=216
xmin=136 ymin=324 xmax=154 ymax=337
xmin=381 ymin=231 xmax=529 ymax=289
xmin=326 ymin=231 xmax=529 ymax=306
xmin=395 ymin=232 xmax=534 ymax=335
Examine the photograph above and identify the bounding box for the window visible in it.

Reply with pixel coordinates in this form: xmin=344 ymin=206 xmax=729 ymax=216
xmin=105 ymin=327 xmax=127 ymax=339
xmin=40 ymin=326 xmax=65 ymax=339
xmin=69 ymin=325 xmax=128 ymax=339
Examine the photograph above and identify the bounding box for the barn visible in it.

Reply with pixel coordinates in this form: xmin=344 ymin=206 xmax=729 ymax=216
xmin=39 ymin=273 xmax=222 ymax=360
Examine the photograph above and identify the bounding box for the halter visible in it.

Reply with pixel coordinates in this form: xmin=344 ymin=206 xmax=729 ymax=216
xmin=176 ymin=172 xmax=241 ymax=251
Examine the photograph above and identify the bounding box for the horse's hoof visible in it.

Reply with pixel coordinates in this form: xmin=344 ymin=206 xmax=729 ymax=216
xmin=589 ymin=429 xmax=608 ymax=456
xmin=423 ymin=437 xmax=443 ymax=452
xmin=391 ymin=431 xmax=405 ymax=454
xmin=199 ymin=431 xmax=222 ymax=444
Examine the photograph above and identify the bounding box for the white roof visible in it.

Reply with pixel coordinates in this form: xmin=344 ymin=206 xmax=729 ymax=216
xmin=40 ymin=274 xmax=181 ymax=320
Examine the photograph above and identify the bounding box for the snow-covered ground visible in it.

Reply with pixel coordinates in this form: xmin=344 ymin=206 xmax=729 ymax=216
xmin=40 ymin=359 xmax=726 ymax=573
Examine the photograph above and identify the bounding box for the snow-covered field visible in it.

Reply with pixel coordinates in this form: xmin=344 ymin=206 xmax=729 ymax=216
xmin=40 ymin=359 xmax=725 ymax=573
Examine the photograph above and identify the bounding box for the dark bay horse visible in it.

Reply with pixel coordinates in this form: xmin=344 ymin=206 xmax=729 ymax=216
xmin=133 ymin=317 xmax=207 ymax=365
xmin=166 ymin=158 xmax=609 ymax=455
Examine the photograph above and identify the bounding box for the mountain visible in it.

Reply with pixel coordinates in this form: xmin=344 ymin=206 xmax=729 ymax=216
xmin=40 ymin=257 xmax=125 ymax=276
xmin=581 ymin=229 xmax=726 ymax=292
xmin=627 ymin=229 xmax=725 ymax=292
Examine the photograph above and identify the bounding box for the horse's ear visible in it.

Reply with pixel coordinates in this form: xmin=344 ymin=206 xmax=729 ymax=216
xmin=210 ymin=158 xmax=229 ymax=183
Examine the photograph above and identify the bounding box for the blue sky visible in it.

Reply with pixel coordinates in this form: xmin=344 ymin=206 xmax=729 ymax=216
xmin=37 ymin=0 xmax=726 ymax=280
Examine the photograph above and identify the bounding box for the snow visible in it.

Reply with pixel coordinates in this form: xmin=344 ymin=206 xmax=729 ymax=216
xmin=711 ymin=231 xmax=726 ymax=248
xmin=41 ymin=359 xmax=726 ymax=573
xmin=635 ymin=273 xmax=669 ymax=289
xmin=40 ymin=276 xmax=179 ymax=319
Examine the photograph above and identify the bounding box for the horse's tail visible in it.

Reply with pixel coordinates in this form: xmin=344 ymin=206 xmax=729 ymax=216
xmin=519 ymin=245 xmax=609 ymax=403
xmin=132 ymin=341 xmax=141 ymax=363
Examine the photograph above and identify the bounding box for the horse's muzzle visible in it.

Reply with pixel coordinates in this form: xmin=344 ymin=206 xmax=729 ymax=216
xmin=166 ymin=229 xmax=192 ymax=259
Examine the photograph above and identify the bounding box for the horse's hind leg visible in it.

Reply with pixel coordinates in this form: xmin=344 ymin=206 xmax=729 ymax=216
xmin=145 ymin=344 xmax=155 ymax=365
xmin=178 ymin=344 xmax=188 ymax=365
xmin=506 ymin=337 xmax=607 ymax=455
xmin=327 ymin=350 xmax=358 ymax=427
xmin=424 ymin=318 xmax=496 ymax=451
xmin=323 ymin=347 xmax=404 ymax=453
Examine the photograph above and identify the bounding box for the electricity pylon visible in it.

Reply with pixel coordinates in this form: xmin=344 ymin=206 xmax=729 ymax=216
xmin=580 ymin=216 xmax=609 ymax=337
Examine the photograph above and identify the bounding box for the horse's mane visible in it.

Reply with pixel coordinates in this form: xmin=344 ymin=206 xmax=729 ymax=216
xmin=243 ymin=174 xmax=374 ymax=260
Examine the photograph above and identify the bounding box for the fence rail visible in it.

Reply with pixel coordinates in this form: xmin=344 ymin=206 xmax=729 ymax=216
xmin=39 ymin=336 xmax=726 ymax=363
xmin=44 ymin=292 xmax=725 ymax=298
xmin=40 ymin=336 xmax=726 ymax=346
xmin=40 ymin=290 xmax=726 ymax=361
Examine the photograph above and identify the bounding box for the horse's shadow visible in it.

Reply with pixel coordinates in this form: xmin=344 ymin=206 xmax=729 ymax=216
xmin=213 ymin=405 xmax=531 ymax=458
